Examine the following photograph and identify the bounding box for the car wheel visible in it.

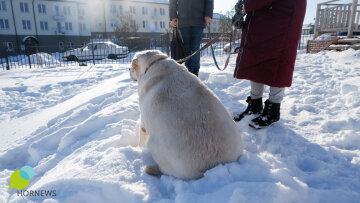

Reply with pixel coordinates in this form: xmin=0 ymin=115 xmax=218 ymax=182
xmin=234 ymin=47 xmax=239 ymax=54
xmin=67 ymin=55 xmax=78 ymax=61
xmin=108 ymin=54 xmax=117 ymax=60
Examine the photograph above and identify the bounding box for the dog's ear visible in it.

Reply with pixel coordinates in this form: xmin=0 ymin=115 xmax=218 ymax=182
xmin=132 ymin=59 xmax=139 ymax=71
xmin=132 ymin=59 xmax=141 ymax=79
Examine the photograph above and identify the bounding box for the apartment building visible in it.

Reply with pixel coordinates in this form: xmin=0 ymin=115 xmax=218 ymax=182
xmin=0 ymin=0 xmax=169 ymax=54
xmin=92 ymin=0 xmax=169 ymax=39
xmin=0 ymin=0 xmax=91 ymax=53
xmin=203 ymin=13 xmax=230 ymax=34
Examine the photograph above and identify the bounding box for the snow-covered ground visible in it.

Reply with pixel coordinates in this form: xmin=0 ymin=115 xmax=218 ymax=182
xmin=0 ymin=50 xmax=360 ymax=203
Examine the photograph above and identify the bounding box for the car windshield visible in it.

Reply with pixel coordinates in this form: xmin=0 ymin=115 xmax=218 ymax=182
xmin=83 ymin=43 xmax=100 ymax=50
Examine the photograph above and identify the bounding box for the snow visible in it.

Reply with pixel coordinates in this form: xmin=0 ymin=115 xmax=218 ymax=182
xmin=1 ymin=49 xmax=360 ymax=202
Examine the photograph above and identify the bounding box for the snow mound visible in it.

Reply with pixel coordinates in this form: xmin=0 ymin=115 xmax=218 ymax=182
xmin=314 ymin=34 xmax=337 ymax=41
xmin=18 ymin=53 xmax=60 ymax=66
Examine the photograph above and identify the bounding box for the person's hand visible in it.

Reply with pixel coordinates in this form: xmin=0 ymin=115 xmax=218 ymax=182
xmin=170 ymin=19 xmax=178 ymax=27
xmin=205 ymin=16 xmax=212 ymax=24
xmin=242 ymin=9 xmax=246 ymax=15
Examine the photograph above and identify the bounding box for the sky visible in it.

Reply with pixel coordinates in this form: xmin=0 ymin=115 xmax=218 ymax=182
xmin=213 ymin=0 xmax=354 ymax=24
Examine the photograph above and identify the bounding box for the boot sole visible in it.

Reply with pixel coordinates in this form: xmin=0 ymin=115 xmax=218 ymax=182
xmin=248 ymin=121 xmax=277 ymax=130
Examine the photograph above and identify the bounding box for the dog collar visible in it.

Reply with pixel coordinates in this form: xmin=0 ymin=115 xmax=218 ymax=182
xmin=144 ymin=55 xmax=168 ymax=74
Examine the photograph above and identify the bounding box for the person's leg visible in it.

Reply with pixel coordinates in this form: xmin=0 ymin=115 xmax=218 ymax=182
xmin=179 ymin=27 xmax=192 ymax=71
xmin=268 ymin=87 xmax=285 ymax=103
xmin=250 ymin=81 xmax=264 ymax=99
xmin=249 ymin=86 xmax=285 ymax=129
xmin=234 ymin=81 xmax=264 ymax=122
xmin=189 ymin=26 xmax=204 ymax=76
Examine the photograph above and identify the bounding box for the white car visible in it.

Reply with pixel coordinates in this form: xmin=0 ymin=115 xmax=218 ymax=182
xmin=223 ymin=40 xmax=241 ymax=53
xmin=62 ymin=42 xmax=129 ymax=61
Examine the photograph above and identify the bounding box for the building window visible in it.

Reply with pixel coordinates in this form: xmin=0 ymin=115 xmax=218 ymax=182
xmin=160 ymin=8 xmax=165 ymax=16
xmin=0 ymin=1 xmax=6 ymax=11
xmin=153 ymin=8 xmax=157 ymax=16
xmin=79 ymin=23 xmax=86 ymax=31
xmin=130 ymin=6 xmax=135 ymax=14
xmin=38 ymin=4 xmax=46 ymax=14
xmin=131 ymin=20 xmax=136 ymax=27
xmin=142 ymin=20 xmax=148 ymax=29
xmin=22 ymin=20 xmax=31 ymax=30
xmin=65 ymin=22 xmax=72 ymax=31
xmin=0 ymin=19 xmax=9 ymax=29
xmin=111 ymin=4 xmax=116 ymax=13
xmin=78 ymin=7 xmax=85 ymax=17
xmin=67 ymin=42 xmax=73 ymax=49
xmin=59 ymin=42 xmax=64 ymax=50
xmin=20 ymin=2 xmax=29 ymax=13
xmin=142 ymin=7 xmax=147 ymax=15
xmin=154 ymin=21 xmax=158 ymax=30
xmin=110 ymin=19 xmax=117 ymax=28
xmin=63 ymin=6 xmax=71 ymax=15
xmin=118 ymin=5 xmax=123 ymax=15
xmin=55 ymin=5 xmax=60 ymax=16
xmin=57 ymin=22 xmax=62 ymax=30
xmin=4 ymin=42 xmax=13 ymax=51
xmin=40 ymin=21 xmax=48 ymax=31
xmin=160 ymin=21 xmax=165 ymax=29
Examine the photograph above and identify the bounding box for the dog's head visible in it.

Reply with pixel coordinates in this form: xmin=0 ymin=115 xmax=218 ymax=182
xmin=130 ymin=50 xmax=168 ymax=81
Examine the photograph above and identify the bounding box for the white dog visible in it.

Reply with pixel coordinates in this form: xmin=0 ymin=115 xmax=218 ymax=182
xmin=130 ymin=50 xmax=243 ymax=180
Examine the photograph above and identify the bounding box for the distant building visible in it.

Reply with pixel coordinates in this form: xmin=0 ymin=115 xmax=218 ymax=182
xmin=89 ymin=0 xmax=169 ymax=39
xmin=0 ymin=0 xmax=169 ymax=54
xmin=203 ymin=13 xmax=230 ymax=34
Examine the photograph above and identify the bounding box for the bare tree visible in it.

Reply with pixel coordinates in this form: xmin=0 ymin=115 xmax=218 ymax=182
xmin=114 ymin=11 xmax=139 ymax=38
xmin=218 ymin=11 xmax=233 ymax=34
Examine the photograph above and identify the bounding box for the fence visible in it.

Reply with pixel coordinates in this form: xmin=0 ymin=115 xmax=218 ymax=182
xmin=1 ymin=31 xmax=311 ymax=70
xmin=314 ymin=0 xmax=360 ymax=37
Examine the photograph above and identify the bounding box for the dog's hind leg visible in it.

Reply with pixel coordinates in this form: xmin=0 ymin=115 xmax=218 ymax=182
xmin=139 ymin=124 xmax=149 ymax=147
xmin=145 ymin=165 xmax=163 ymax=176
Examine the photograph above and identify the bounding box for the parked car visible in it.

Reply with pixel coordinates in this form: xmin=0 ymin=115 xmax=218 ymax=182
xmin=62 ymin=42 xmax=129 ymax=61
xmin=223 ymin=40 xmax=241 ymax=53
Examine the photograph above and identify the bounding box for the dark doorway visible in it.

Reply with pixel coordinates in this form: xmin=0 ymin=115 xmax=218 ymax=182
xmin=22 ymin=36 xmax=39 ymax=55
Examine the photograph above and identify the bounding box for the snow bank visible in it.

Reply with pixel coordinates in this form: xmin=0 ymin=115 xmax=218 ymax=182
xmin=314 ymin=34 xmax=337 ymax=41
xmin=0 ymin=50 xmax=360 ymax=202
xmin=18 ymin=53 xmax=60 ymax=66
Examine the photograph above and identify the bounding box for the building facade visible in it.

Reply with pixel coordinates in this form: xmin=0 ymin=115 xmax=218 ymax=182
xmin=0 ymin=0 xmax=170 ymax=54
xmin=93 ymin=0 xmax=169 ymax=39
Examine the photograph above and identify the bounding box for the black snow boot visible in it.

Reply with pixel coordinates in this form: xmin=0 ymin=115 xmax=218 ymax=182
xmin=234 ymin=96 xmax=263 ymax=122
xmin=249 ymin=100 xmax=280 ymax=129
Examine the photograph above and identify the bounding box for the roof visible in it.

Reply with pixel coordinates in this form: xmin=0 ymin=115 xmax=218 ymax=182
xmin=302 ymin=23 xmax=313 ymax=30
xmin=213 ymin=13 xmax=227 ymax=19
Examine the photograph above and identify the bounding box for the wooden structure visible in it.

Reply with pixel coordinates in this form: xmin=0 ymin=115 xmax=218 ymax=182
xmin=314 ymin=0 xmax=360 ymax=38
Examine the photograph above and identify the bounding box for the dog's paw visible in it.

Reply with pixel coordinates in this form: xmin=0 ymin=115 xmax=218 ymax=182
xmin=145 ymin=165 xmax=162 ymax=176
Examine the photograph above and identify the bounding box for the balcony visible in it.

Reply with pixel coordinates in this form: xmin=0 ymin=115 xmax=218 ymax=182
xmin=151 ymin=13 xmax=158 ymax=19
xmin=53 ymin=13 xmax=65 ymax=20
xmin=55 ymin=27 xmax=66 ymax=35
